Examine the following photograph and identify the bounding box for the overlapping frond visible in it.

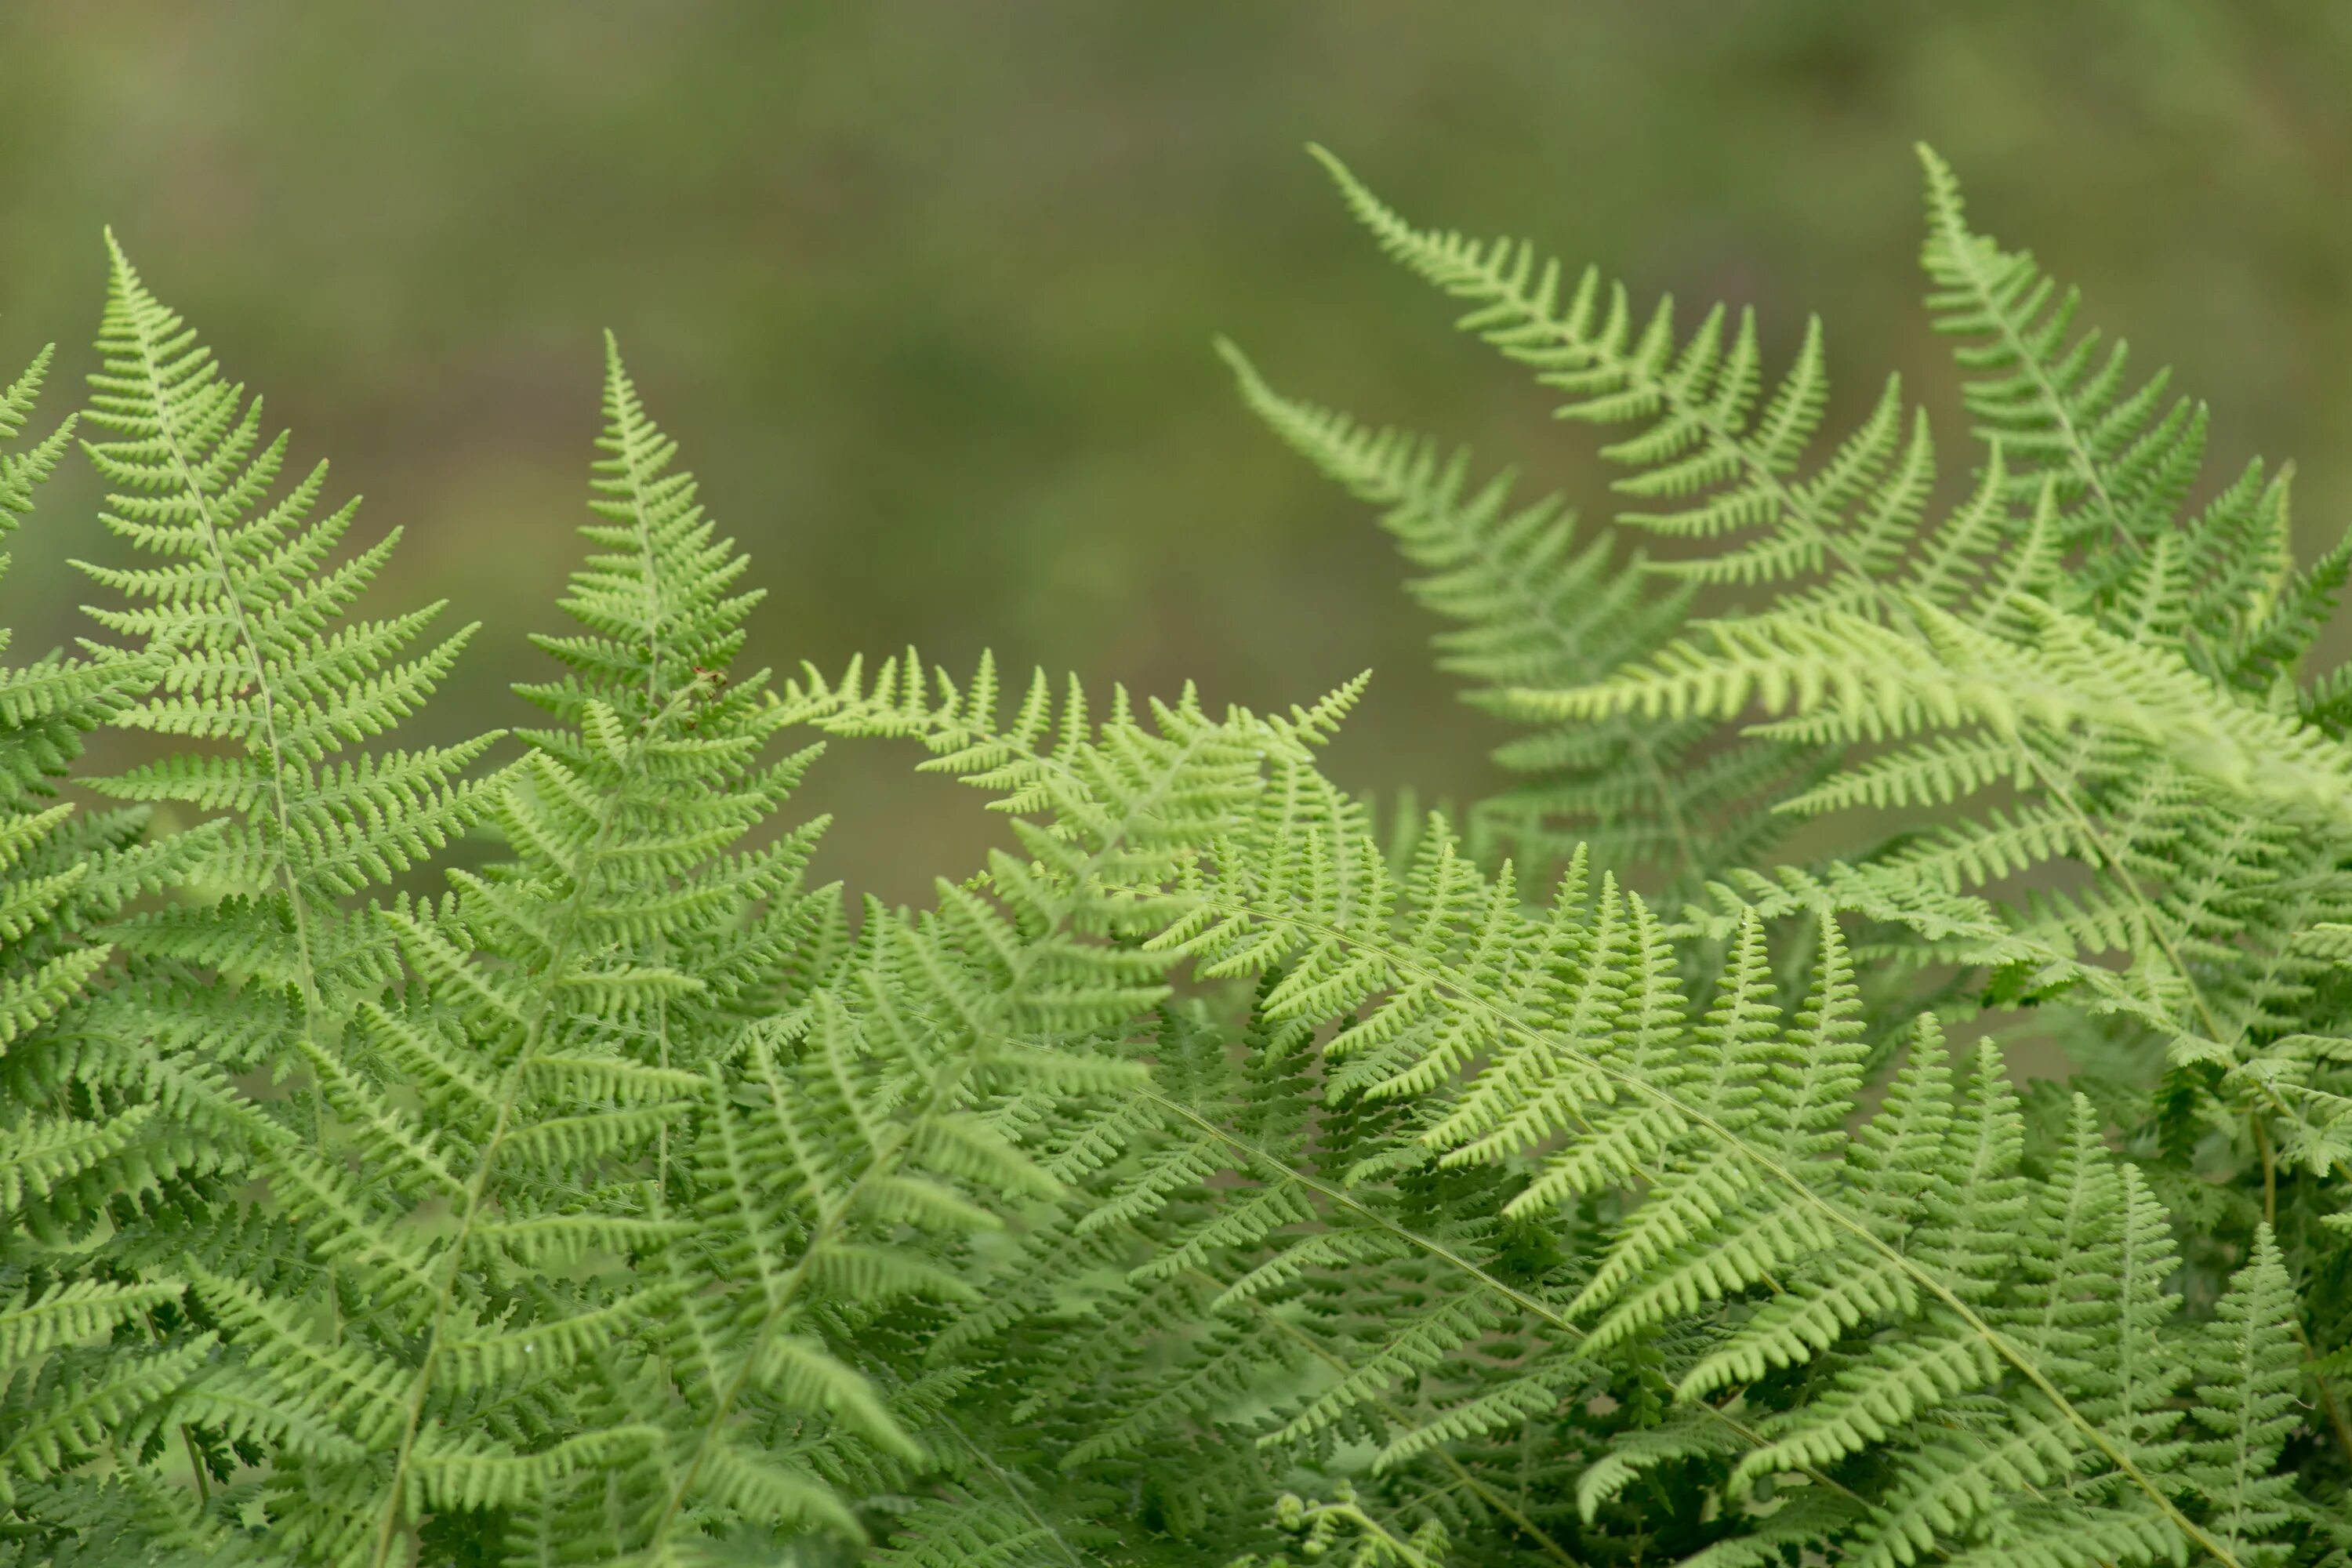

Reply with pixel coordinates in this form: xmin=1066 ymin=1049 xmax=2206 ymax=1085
xmin=1222 ymin=341 xmax=1820 ymax=898
xmin=1156 ymin=760 xmax=2306 ymax=1566
xmin=159 ymin=343 xmax=851 ymax=1563
xmin=1241 ymin=154 xmax=2352 ymax=1411
xmin=9 ymin=143 xmax=2352 ymax=1568
xmin=0 ymin=343 xmax=223 ymax=1537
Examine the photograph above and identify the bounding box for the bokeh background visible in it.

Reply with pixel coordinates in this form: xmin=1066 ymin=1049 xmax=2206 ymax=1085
xmin=2 ymin=1 xmax=2347 ymax=903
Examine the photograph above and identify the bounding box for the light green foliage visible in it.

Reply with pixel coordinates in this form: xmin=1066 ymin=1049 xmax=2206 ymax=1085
xmin=0 ymin=341 xmax=213 ymax=1515
xmin=0 ymin=147 xmax=2348 ymax=1568
xmin=1220 ymin=337 xmax=1817 ymax=899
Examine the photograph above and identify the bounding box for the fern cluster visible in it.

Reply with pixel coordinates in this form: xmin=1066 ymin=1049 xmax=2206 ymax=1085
xmin=2 ymin=146 xmax=2347 ymax=1567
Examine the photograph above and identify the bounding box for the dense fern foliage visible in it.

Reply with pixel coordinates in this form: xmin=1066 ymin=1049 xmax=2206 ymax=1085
xmin=2 ymin=147 xmax=2348 ymax=1566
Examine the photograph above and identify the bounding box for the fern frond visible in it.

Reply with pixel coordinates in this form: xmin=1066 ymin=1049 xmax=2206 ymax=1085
xmin=1162 ymin=754 xmax=2297 ymax=1566
xmin=74 ymin=238 xmax=501 ymax=1111
xmin=1220 ymin=341 xmax=1819 ymax=895
xmin=1918 ymin=143 xmax=2310 ymax=662
xmin=0 ymin=343 xmax=227 ymax=1525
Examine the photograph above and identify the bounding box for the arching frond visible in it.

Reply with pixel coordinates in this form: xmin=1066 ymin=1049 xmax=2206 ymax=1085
xmin=1156 ymin=758 xmax=2303 ymax=1567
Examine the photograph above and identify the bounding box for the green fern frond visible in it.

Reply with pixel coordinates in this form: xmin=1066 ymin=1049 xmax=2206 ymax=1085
xmin=1222 ymin=339 xmax=1823 ymax=897
xmin=1300 ymin=144 xmax=1980 ymax=621
xmin=1159 ymin=752 xmax=2299 ymax=1566
xmin=1918 ymin=144 xmax=2313 ymax=660
xmin=75 ymin=238 xmax=499 ymax=1076
xmin=0 ymin=343 xmax=227 ymax=1530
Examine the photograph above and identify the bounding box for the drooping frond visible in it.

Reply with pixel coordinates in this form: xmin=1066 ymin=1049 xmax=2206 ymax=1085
xmin=1298 ymin=144 xmax=1991 ymax=623
xmin=1222 ymin=339 xmax=1821 ymax=897
xmin=1251 ymin=152 xmax=2352 ymax=1380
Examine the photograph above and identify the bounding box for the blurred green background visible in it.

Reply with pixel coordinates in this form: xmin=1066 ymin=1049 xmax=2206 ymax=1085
xmin=3 ymin=1 xmax=2347 ymax=903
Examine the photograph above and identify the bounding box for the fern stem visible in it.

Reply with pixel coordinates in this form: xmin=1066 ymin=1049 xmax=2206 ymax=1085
xmin=937 ymin=1417 xmax=1092 ymax=1568
xmin=2252 ymin=1112 xmax=2278 ymax=1227
xmin=1301 ymin=1496 xmax=1445 ymax=1567
xmin=138 ymin=1303 xmax=211 ymax=1510
xmin=610 ymin=339 xmax=686 ymax=1208
xmin=178 ymin=1427 xmax=209 ymax=1509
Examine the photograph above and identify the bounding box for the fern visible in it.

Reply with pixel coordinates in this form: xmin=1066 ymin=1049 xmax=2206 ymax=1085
xmin=0 ymin=340 xmax=223 ymax=1539
xmin=1151 ymin=758 xmax=2303 ymax=1566
xmin=76 ymin=234 xmax=495 ymax=1018
xmin=1238 ymin=147 xmax=2352 ymax=1479
xmin=1219 ymin=339 xmax=1821 ymax=897
xmin=5 ymin=142 xmax=2352 ymax=1567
